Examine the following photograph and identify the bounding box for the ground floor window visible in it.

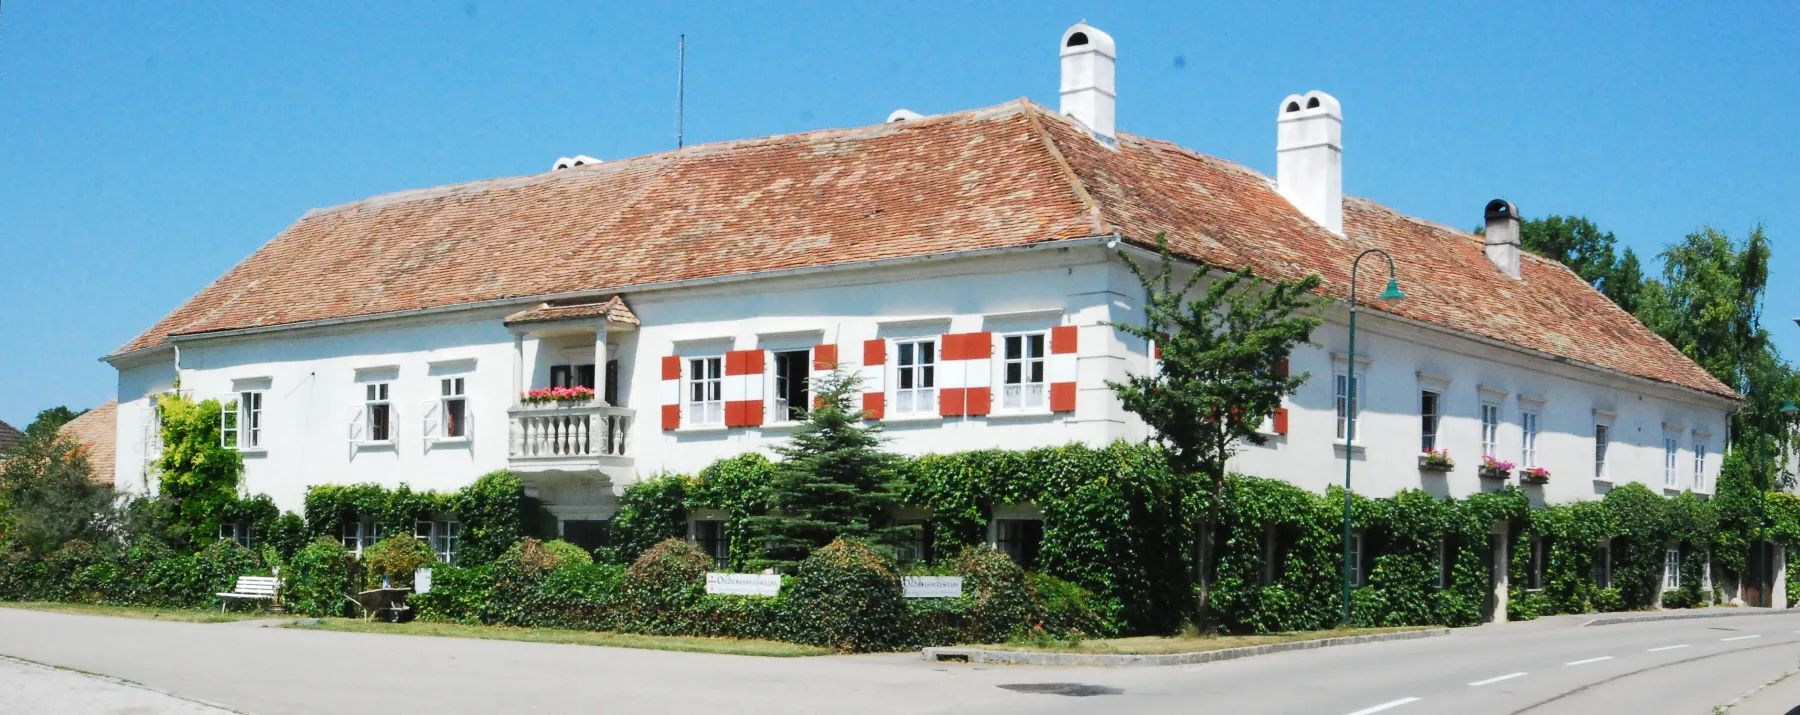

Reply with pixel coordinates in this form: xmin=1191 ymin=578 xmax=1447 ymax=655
xmin=1663 ymin=547 xmax=1681 ymax=590
xmin=1527 ymin=537 xmax=1547 ymax=590
xmin=219 ymin=521 xmax=252 ymax=549
xmin=413 ymin=519 xmax=461 ymax=564
xmin=341 ymin=519 xmax=382 ymax=556
xmin=1594 ymin=541 xmax=1612 ymax=589
xmin=1348 ymin=532 xmax=1368 ymax=587
xmin=992 ymin=518 xmax=1044 ymax=569
xmin=691 ymin=520 xmax=729 ymax=570
xmin=894 ymin=519 xmax=933 ymax=564
xmin=1437 ymin=537 xmax=1456 ymax=589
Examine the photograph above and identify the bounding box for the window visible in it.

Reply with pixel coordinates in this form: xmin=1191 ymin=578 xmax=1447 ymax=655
xmin=1335 ymin=374 xmax=1364 ymax=442
xmin=691 ymin=520 xmax=728 ymax=570
xmin=895 ymin=519 xmax=933 ymax=564
xmin=1594 ymin=542 xmax=1612 ymax=589
xmin=1262 ymin=526 xmax=1297 ymax=586
xmin=1663 ymin=547 xmax=1681 ymax=590
xmin=1664 ymin=437 xmax=1679 ymax=487
xmin=1595 ymin=424 xmax=1610 ymax=480
xmin=1438 ymin=537 xmax=1455 ymax=589
xmin=1521 ymin=410 xmax=1540 ymax=468
xmin=414 ymin=519 xmax=461 ymax=563
xmin=993 ymin=518 xmax=1044 ymax=568
xmin=1348 ymin=532 xmax=1367 ymax=587
xmin=222 ymin=391 xmax=264 ymax=450
xmin=1701 ymin=551 xmax=1713 ymax=593
xmin=1527 ymin=537 xmax=1546 ymax=590
xmin=219 ymin=521 xmax=252 ymax=549
xmin=341 ymin=520 xmax=382 ymax=556
xmin=686 ymin=357 xmax=723 ymax=427
xmin=773 ymin=350 xmax=811 ymax=422
xmin=549 ymin=364 xmax=596 ymax=389
xmin=893 ymin=339 xmax=937 ymax=416
xmin=440 ymin=378 xmax=467 ymax=439
xmin=1693 ymin=441 xmax=1708 ymax=491
xmin=1420 ymin=390 xmax=1441 ymax=452
xmin=1480 ymin=403 xmax=1500 ymax=457
xmin=365 ymin=383 xmax=393 ymax=443
xmin=561 ymin=520 xmax=610 ymax=553
xmin=1001 ymin=333 xmax=1046 ymax=411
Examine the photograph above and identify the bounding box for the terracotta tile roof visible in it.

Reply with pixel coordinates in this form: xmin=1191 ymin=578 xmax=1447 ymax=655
xmin=0 ymin=419 xmax=23 ymax=457
xmin=57 ymin=400 xmax=117 ymax=485
xmin=504 ymin=296 xmax=639 ymax=326
xmin=116 ymin=100 xmax=1735 ymax=401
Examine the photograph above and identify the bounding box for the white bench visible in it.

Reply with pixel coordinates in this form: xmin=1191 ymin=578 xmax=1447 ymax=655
xmin=216 ymin=576 xmax=280 ymax=612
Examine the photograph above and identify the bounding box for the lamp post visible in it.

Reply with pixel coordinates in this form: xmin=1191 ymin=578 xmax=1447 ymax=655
xmin=1342 ymin=249 xmax=1406 ymax=626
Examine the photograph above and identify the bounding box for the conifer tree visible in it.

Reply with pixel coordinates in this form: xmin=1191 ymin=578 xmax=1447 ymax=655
xmin=746 ymin=367 xmax=907 ymax=571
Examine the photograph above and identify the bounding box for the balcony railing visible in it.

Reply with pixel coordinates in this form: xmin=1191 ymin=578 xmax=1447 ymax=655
xmin=508 ymin=402 xmax=633 ymax=463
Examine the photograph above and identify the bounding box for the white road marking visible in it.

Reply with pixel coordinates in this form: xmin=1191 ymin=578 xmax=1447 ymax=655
xmin=1722 ymin=635 xmax=1762 ymax=642
xmin=1345 ymin=697 xmax=1421 ymax=715
xmin=1469 ymin=672 xmax=1528 ymax=686
xmin=1647 ymin=644 xmax=1690 ymax=652
xmin=1565 ymin=656 xmax=1613 ymax=665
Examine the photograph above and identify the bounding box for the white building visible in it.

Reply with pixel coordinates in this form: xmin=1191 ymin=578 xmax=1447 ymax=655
xmin=105 ymin=23 xmax=1738 ymax=545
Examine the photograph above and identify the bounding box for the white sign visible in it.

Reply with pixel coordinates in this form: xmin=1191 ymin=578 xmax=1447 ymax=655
xmin=414 ymin=568 xmax=432 ymax=595
xmin=705 ymin=572 xmax=783 ymax=597
xmin=903 ymin=576 xmax=964 ymax=599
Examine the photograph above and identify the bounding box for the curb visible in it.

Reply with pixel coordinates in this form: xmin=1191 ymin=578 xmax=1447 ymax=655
xmin=1581 ymin=607 xmax=1786 ymax=627
xmin=920 ymin=627 xmax=1450 ymax=667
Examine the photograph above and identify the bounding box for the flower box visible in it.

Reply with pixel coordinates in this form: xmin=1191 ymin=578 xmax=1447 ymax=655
xmin=1418 ymin=450 xmax=1455 ymax=473
xmin=1520 ymin=466 xmax=1551 ymax=485
xmin=520 ymin=386 xmax=598 ymax=405
xmin=1479 ymin=456 xmax=1515 ymax=480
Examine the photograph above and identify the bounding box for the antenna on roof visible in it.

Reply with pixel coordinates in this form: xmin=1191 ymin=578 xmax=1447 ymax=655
xmin=676 ymin=34 xmax=686 ymax=149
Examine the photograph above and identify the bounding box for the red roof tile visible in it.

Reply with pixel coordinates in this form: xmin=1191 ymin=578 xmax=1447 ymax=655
xmin=116 ymin=100 xmax=1735 ymax=401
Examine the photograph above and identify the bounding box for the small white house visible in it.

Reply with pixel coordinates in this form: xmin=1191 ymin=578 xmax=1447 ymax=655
xmin=105 ymin=23 xmax=1738 ymax=548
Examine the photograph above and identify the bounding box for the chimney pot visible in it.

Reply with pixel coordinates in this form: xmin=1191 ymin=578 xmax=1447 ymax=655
xmin=1276 ymin=90 xmax=1344 ymax=236
xmin=1059 ymin=22 xmax=1117 ymax=146
xmin=1483 ymin=199 xmax=1522 ymax=279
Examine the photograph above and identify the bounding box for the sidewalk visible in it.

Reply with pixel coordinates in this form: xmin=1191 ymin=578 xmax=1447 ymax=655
xmin=0 ymin=655 xmax=238 ymax=714
xmin=1727 ymin=669 xmax=1800 ymax=714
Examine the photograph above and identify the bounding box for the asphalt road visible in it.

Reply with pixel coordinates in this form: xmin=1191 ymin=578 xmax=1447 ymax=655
xmin=2 ymin=607 xmax=1799 ymax=714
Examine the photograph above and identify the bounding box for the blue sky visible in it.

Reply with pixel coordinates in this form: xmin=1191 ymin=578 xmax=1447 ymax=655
xmin=1 ymin=1 xmax=1795 ymax=427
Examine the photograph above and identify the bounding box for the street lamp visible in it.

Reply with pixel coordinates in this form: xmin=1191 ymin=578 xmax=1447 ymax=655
xmin=1343 ymin=248 xmax=1405 ymax=626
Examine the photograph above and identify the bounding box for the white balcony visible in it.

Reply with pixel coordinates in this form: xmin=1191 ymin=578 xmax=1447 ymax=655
xmin=507 ymin=402 xmax=634 ymax=476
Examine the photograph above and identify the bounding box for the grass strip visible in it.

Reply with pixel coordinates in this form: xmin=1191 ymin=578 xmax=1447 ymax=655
xmin=0 ymin=602 xmax=270 ymax=624
xmin=286 ymin=618 xmax=832 ymax=657
xmin=975 ymin=625 xmax=1437 ymax=655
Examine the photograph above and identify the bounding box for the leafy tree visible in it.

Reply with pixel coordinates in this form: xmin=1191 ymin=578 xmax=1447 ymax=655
xmin=153 ymin=394 xmax=244 ymax=544
xmin=1519 ymin=216 xmax=1646 ymax=312
xmin=23 ymin=406 xmax=86 ymax=442
xmin=745 ymin=368 xmax=906 ymax=571
xmin=1106 ymin=234 xmax=1323 ymax=625
xmin=1637 ymin=225 xmax=1772 ymax=392
xmin=0 ymin=430 xmax=117 ymax=553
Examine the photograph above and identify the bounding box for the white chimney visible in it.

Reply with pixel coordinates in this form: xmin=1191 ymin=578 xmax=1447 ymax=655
xmin=1060 ymin=22 xmax=1116 ymax=146
xmin=1276 ymin=91 xmax=1344 ymax=236
xmin=887 ymin=109 xmax=924 ymax=123
xmin=1484 ymin=199 xmax=1522 ymax=279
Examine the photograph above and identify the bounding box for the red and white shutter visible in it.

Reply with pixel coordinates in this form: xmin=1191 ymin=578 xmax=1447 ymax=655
xmin=661 ymin=355 xmax=681 ymax=431
xmin=860 ymin=339 xmax=885 ymax=420
xmin=723 ymin=350 xmax=765 ymax=428
xmin=811 ymin=343 xmax=838 ymax=410
xmin=939 ymin=332 xmax=992 ymax=417
xmin=1272 ymin=358 xmax=1290 ymax=435
xmin=1049 ymin=325 xmax=1078 ymax=413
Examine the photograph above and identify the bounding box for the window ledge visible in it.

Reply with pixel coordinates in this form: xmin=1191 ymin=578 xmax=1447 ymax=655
xmin=427 ymin=436 xmax=472 ymax=446
xmin=678 ymin=425 xmax=730 ymax=435
xmin=1332 ymin=442 xmax=1366 ymax=454
xmin=987 ymin=410 xmax=1054 ymax=421
xmin=880 ymin=414 xmax=943 ymax=424
xmin=353 ymin=440 xmax=396 ymax=451
xmin=235 ymin=447 xmax=268 ymax=456
xmin=759 ymin=421 xmax=804 ymax=433
xmin=1592 ymin=477 xmax=1614 ymax=484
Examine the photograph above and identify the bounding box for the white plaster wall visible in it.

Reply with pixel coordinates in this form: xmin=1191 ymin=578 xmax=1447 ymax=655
xmin=108 ymin=243 xmax=1733 ymax=516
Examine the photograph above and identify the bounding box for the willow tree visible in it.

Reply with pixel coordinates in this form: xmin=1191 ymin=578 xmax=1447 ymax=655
xmin=1108 ymin=234 xmax=1323 ymax=626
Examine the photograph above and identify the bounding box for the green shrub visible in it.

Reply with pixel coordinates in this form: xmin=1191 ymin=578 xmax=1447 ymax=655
xmin=952 ymin=546 xmax=1033 ymax=643
xmin=481 ymin=538 xmax=588 ymax=626
xmin=454 ymin=472 xmax=526 ymax=564
xmin=542 ymin=539 xmax=595 ymax=567
xmin=531 ymin=563 xmax=626 ymax=630
xmin=782 ymin=539 xmax=908 ymax=652
xmin=1026 ymin=572 xmax=1103 ymax=638
xmin=361 ymin=535 xmax=438 ymax=590
xmin=610 ymin=476 xmax=690 ymax=564
xmin=614 ymin=538 xmax=711 ymax=635
xmin=412 ymin=564 xmax=491 ymax=624
xmin=283 ymin=536 xmax=357 ymax=616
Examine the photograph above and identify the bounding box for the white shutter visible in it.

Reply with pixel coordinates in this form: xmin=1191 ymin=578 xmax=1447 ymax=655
xmin=421 ymin=400 xmax=441 ymax=444
xmin=347 ymin=403 xmax=366 ymax=443
xmin=463 ymin=398 xmax=474 ymax=441
xmin=221 ymin=398 xmax=239 ymax=448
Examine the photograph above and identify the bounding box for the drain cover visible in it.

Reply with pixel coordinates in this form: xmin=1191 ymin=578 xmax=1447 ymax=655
xmin=998 ymin=683 xmax=1123 ymax=697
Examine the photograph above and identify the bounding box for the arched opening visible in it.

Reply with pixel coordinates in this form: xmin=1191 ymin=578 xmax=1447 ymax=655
xmin=1067 ymin=32 xmax=1089 ymax=47
xmin=1306 ymin=96 xmax=1321 ymax=109
xmin=1285 ymin=101 xmax=1301 ymax=112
